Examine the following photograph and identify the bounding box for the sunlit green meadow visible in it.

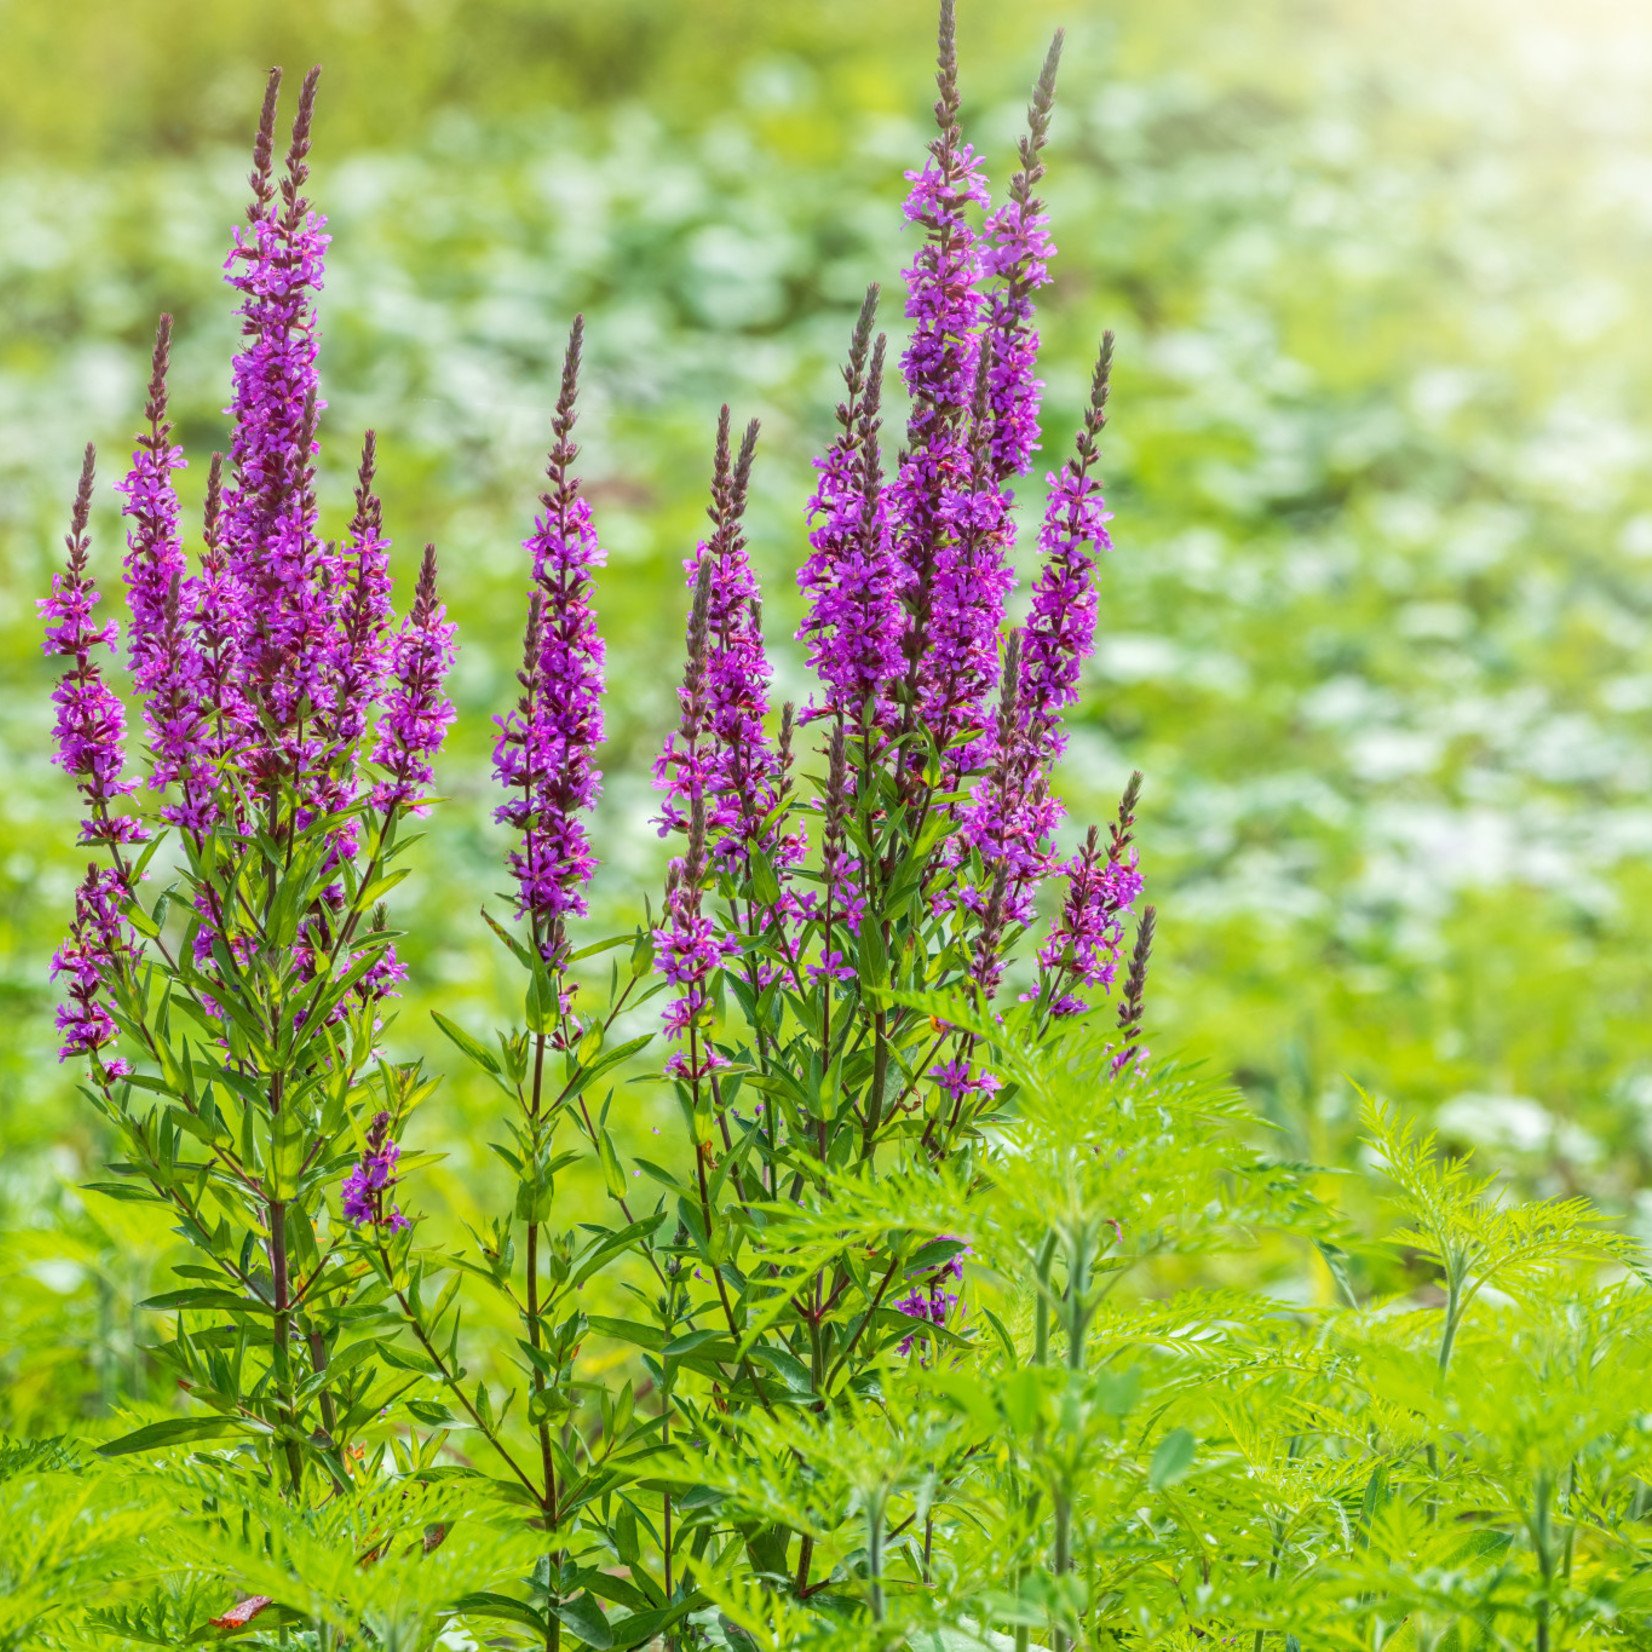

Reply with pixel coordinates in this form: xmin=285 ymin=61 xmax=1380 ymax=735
xmin=2 ymin=0 xmax=1650 ymax=1431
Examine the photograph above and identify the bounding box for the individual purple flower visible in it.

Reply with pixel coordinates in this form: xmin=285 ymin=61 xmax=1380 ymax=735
xmin=493 ymin=319 xmax=607 ymax=935
xmin=932 ymin=1060 xmax=1001 ymax=1110
xmin=980 ymin=35 xmax=1062 ymax=485
xmin=341 ymin=1110 xmax=409 ymax=1232
xmin=49 ymin=864 xmax=135 ymax=1070
xmin=371 ymin=544 xmax=457 ymax=816
xmin=41 ymin=445 xmax=145 ymax=848
xmin=797 ymin=288 xmax=905 ymax=737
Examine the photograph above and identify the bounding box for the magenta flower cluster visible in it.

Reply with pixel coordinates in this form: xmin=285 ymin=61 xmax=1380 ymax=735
xmin=894 ymin=1238 xmax=970 ymax=1357
xmin=42 ymin=69 xmax=456 ymax=1078
xmin=50 ymin=20 xmax=1150 ymax=1163
xmin=341 ymin=1111 xmax=410 ymax=1232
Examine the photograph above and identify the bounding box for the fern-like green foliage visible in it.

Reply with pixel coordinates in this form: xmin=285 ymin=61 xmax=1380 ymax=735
xmin=11 ymin=1031 xmax=1648 ymax=1650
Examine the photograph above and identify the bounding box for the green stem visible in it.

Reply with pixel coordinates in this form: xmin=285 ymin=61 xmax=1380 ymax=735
xmin=867 ymin=1489 xmax=886 ymax=1622
xmin=1533 ymin=1467 xmax=1554 ymax=1652
xmin=268 ymin=1195 xmax=304 ymax=1496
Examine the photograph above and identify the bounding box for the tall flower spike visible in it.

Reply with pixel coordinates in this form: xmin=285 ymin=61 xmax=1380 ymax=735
xmin=948 ymin=630 xmax=1056 ymax=924
xmin=891 ymin=0 xmax=991 ymax=730
xmin=654 ymin=793 xmax=737 ymax=1078
xmin=372 ymin=544 xmax=457 ymax=816
xmin=948 ymin=337 xmax=1115 ymax=919
xmin=656 ymin=409 xmax=799 ymax=886
xmin=146 ymin=577 xmax=217 ymax=834
xmin=1017 ymin=333 xmax=1114 ymax=769
xmin=982 ymin=32 xmax=1063 ymax=485
xmin=116 ymin=319 xmax=216 ymax=829
xmin=189 ymin=452 xmax=253 ymax=779
xmin=117 ymin=316 xmax=189 ymax=683
xmin=1113 ymin=904 xmax=1157 ymax=1070
xmin=655 ymin=557 xmax=716 ymax=839
xmin=1032 ymin=773 xmax=1145 ymax=1018
xmin=222 ymin=66 xmax=339 ymax=772
xmin=798 ymin=288 xmax=905 ymax=737
xmin=324 ymin=430 xmax=396 ymax=760
xmin=917 ymin=335 xmax=1015 ymax=782
xmin=493 ymin=317 xmax=608 ymax=937
xmin=810 ymin=720 xmax=861 ymax=986
xmin=50 ymin=864 xmax=136 ymax=1072
xmin=41 ymin=446 xmax=144 ymax=847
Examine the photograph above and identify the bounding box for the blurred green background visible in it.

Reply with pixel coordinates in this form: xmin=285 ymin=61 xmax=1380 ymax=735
xmin=3 ymin=0 xmax=1650 ymax=1424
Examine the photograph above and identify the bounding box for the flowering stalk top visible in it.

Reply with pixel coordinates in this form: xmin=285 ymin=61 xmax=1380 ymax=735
xmin=981 ymin=32 xmax=1063 ymax=485
xmin=221 ymin=67 xmax=341 ymax=771
xmin=41 ymin=446 xmax=144 ymax=850
xmin=656 ymin=408 xmax=797 ymax=880
xmin=371 ymin=544 xmax=458 ymax=816
xmin=950 ymin=337 xmax=1116 ymax=925
xmin=797 ymin=287 xmax=906 ymax=738
xmin=493 ymin=317 xmax=607 ymax=937
xmin=323 ymin=431 xmax=397 ymax=762
xmin=1032 ymin=776 xmax=1146 ymax=1020
xmin=890 ymin=1 xmax=997 ymax=763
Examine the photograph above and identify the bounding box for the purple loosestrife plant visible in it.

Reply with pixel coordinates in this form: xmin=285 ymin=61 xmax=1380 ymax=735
xmin=413 ymin=5 xmax=1155 ymax=1636
xmin=54 ymin=8 xmax=1161 ymax=1637
xmin=44 ymin=66 xmax=455 ymax=1497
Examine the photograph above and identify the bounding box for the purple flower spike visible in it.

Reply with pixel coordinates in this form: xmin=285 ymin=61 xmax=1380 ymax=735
xmin=324 ymin=431 xmax=396 ymax=760
xmin=50 ymin=863 xmax=135 ymax=1069
xmin=656 ymin=409 xmax=802 ymax=888
xmin=889 ymin=5 xmax=998 ymax=762
xmin=116 ymin=319 xmax=218 ymax=832
xmin=190 ymin=453 xmax=254 ymax=777
xmin=798 ymin=289 xmax=905 ymax=738
xmin=1017 ymin=336 xmax=1114 ymax=771
xmin=341 ymin=1111 xmax=409 ymax=1232
xmin=981 ymin=35 xmax=1063 ymax=485
xmin=654 ymin=796 xmax=738 ymax=1078
xmin=1113 ymin=904 xmax=1157 ymax=1071
xmin=494 ymin=319 xmax=607 ymax=936
xmin=117 ymin=317 xmax=190 ymax=686
xmin=1032 ymin=778 xmax=1145 ymax=1019
xmin=371 ymin=544 xmax=457 ymax=816
xmin=221 ymin=68 xmax=343 ymax=768
xmin=915 ymin=343 xmax=1015 ymax=782
xmin=41 ymin=445 xmax=145 ymax=848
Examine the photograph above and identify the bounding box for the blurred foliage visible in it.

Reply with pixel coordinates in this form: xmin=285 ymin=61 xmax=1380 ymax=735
xmin=2 ymin=0 xmax=1651 ymax=1432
